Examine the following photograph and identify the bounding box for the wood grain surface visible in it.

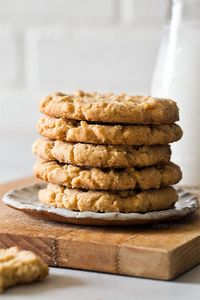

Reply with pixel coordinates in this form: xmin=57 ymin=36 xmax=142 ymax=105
xmin=0 ymin=177 xmax=200 ymax=280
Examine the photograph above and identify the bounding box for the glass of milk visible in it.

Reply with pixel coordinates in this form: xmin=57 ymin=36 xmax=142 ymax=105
xmin=151 ymin=0 xmax=200 ymax=186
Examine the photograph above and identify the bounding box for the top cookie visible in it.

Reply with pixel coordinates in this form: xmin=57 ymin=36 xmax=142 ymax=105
xmin=39 ymin=91 xmax=179 ymax=124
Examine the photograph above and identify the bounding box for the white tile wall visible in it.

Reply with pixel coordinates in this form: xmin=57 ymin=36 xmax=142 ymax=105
xmin=27 ymin=27 xmax=160 ymax=91
xmin=0 ymin=27 xmax=24 ymax=86
xmin=120 ymin=0 xmax=169 ymax=25
xmin=0 ymin=0 xmax=170 ymax=182
xmin=0 ymin=0 xmax=117 ymax=25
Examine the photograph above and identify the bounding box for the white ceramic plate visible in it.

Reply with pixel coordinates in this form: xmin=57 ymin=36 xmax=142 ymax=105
xmin=2 ymin=183 xmax=199 ymax=226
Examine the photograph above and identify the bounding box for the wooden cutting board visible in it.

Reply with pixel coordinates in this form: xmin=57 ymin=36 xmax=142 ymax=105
xmin=0 ymin=177 xmax=200 ymax=280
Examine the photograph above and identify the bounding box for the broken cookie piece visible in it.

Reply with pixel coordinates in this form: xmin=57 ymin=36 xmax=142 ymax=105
xmin=0 ymin=247 xmax=49 ymax=292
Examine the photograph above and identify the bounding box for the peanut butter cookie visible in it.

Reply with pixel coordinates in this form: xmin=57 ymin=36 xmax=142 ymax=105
xmin=40 ymin=91 xmax=179 ymax=124
xmin=37 ymin=116 xmax=182 ymax=146
xmin=34 ymin=160 xmax=182 ymax=191
xmin=32 ymin=138 xmax=171 ymax=168
xmin=0 ymin=247 xmax=48 ymax=292
xmin=39 ymin=183 xmax=178 ymax=213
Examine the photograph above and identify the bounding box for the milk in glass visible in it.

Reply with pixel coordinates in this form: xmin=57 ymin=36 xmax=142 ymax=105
xmin=151 ymin=0 xmax=200 ymax=186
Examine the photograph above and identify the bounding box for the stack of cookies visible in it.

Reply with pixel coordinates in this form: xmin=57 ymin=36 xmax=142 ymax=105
xmin=32 ymin=91 xmax=183 ymax=214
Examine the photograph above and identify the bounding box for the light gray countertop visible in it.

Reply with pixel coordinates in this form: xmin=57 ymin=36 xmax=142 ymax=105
xmin=1 ymin=266 xmax=200 ymax=299
xmin=1 ymin=132 xmax=200 ymax=299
